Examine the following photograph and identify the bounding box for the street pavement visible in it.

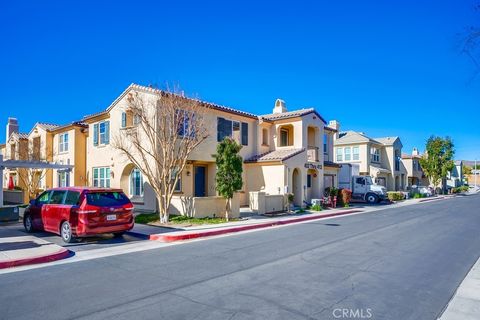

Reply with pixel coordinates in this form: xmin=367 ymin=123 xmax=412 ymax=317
xmin=0 ymin=194 xmax=479 ymax=320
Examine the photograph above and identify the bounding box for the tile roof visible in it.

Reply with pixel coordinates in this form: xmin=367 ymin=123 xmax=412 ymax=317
xmin=83 ymin=83 xmax=258 ymax=120
xmin=373 ymin=136 xmax=400 ymax=146
xmin=335 ymin=131 xmax=381 ymax=145
xmin=401 ymin=153 xmax=422 ymax=159
xmin=36 ymin=122 xmax=60 ymax=131
xmin=245 ymin=148 xmax=305 ymax=163
xmin=324 ymin=160 xmax=341 ymax=168
xmin=260 ymin=108 xmax=327 ymax=123
xmin=12 ymin=132 xmax=29 ymax=139
xmin=47 ymin=121 xmax=88 ymax=132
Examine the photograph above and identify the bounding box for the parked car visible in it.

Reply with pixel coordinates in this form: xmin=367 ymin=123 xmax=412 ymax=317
xmin=23 ymin=187 xmax=134 ymax=243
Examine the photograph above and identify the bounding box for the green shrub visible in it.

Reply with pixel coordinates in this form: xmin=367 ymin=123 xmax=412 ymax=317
xmin=311 ymin=204 xmax=322 ymax=211
xmin=412 ymin=193 xmax=425 ymax=199
xmin=387 ymin=191 xmax=404 ymax=201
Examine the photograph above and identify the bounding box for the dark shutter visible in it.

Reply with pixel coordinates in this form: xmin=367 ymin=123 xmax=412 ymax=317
xmin=241 ymin=122 xmax=248 ymax=146
xmin=121 ymin=112 xmax=126 ymax=128
xmin=93 ymin=123 xmax=99 ymax=146
xmin=104 ymin=121 xmax=110 ymax=144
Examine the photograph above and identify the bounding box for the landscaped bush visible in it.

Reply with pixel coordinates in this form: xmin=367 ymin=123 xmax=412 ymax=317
xmin=311 ymin=204 xmax=322 ymax=211
xmin=340 ymin=189 xmax=352 ymax=207
xmin=387 ymin=191 xmax=405 ymax=201
xmin=452 ymin=186 xmax=469 ymax=193
xmin=412 ymin=193 xmax=425 ymax=199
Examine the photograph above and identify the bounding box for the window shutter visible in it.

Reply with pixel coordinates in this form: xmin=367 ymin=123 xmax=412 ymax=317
xmin=105 ymin=121 xmax=110 ymax=144
xmin=121 ymin=112 xmax=126 ymax=128
xmin=93 ymin=124 xmax=99 ymax=146
xmin=241 ymin=122 xmax=248 ymax=146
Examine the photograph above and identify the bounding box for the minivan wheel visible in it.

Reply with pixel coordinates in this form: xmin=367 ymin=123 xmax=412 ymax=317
xmin=366 ymin=193 xmax=379 ymax=204
xmin=61 ymin=221 xmax=75 ymax=243
xmin=24 ymin=214 xmax=34 ymax=233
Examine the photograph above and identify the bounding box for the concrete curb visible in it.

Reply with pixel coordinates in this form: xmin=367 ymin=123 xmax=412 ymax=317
xmin=0 ymin=247 xmax=72 ymax=269
xmin=150 ymin=209 xmax=363 ymax=242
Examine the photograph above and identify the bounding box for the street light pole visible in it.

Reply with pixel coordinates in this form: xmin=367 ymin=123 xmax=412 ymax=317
xmin=475 ymin=158 xmax=477 ymax=189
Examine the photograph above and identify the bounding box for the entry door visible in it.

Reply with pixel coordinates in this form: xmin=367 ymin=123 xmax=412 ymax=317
xmin=194 ymin=166 xmax=206 ymax=197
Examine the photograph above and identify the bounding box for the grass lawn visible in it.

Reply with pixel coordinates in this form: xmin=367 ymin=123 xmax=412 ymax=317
xmin=135 ymin=213 xmax=237 ymax=225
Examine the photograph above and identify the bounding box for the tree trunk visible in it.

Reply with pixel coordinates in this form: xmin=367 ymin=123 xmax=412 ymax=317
xmin=225 ymin=198 xmax=230 ymax=222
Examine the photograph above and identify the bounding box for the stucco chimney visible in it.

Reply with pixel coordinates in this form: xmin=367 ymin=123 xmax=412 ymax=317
xmin=6 ymin=118 xmax=19 ymax=141
xmin=328 ymin=120 xmax=340 ymax=140
xmin=412 ymin=147 xmax=419 ymax=156
xmin=273 ymin=99 xmax=287 ymax=114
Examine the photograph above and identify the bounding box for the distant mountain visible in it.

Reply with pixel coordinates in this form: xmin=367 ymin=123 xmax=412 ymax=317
xmin=462 ymin=160 xmax=478 ymax=167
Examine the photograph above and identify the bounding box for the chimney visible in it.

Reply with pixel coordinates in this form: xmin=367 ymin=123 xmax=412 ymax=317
xmin=6 ymin=118 xmax=19 ymax=141
xmin=273 ymin=99 xmax=287 ymax=114
xmin=412 ymin=147 xmax=419 ymax=156
xmin=328 ymin=120 xmax=340 ymax=140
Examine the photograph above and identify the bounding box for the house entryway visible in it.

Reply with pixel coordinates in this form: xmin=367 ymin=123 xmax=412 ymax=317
xmin=194 ymin=166 xmax=207 ymax=197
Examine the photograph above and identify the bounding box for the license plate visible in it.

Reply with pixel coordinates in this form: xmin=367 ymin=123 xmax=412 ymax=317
xmin=106 ymin=214 xmax=117 ymax=221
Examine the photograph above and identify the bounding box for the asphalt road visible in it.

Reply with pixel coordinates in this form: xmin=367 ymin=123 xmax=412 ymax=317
xmin=1 ymin=194 xmax=479 ymax=320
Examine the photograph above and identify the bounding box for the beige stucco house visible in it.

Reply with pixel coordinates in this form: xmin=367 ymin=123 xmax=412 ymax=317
xmin=79 ymin=84 xmax=340 ymax=216
xmin=332 ymin=122 xmax=407 ymax=191
xmin=401 ymin=148 xmax=429 ymax=188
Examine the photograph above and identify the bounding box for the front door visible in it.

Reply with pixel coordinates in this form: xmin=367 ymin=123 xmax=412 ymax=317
xmin=194 ymin=166 xmax=206 ymax=197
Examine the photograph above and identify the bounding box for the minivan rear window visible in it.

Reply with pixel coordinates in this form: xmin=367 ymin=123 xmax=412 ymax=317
xmin=86 ymin=192 xmax=130 ymax=206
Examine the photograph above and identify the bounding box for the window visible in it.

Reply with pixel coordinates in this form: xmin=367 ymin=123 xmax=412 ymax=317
xmin=280 ymin=129 xmax=289 ymax=146
xmin=172 ymin=168 xmax=181 ymax=192
xmin=49 ymin=190 xmax=67 ymax=204
xmin=323 ymin=134 xmax=328 ymax=154
xmin=353 ymin=146 xmax=359 ymax=160
xmin=93 ymin=167 xmax=110 ymax=188
xmin=262 ymin=129 xmax=268 ymax=145
xmin=37 ymin=191 xmax=51 ymax=205
xmin=93 ymin=121 xmax=110 ymax=146
xmin=371 ymin=147 xmax=380 ymax=162
xmin=395 ymin=150 xmax=401 ymax=171
xmin=121 ymin=112 xmax=127 ymax=128
xmin=59 ymin=133 xmax=69 ymax=153
xmin=86 ymin=192 xmax=130 ymax=206
xmin=356 ymin=177 xmax=365 ymax=185
xmin=130 ymin=168 xmax=144 ymax=197
xmin=64 ymin=191 xmax=81 ymax=205
xmin=307 ymin=174 xmax=312 ymax=188
xmin=216 ymin=117 xmax=248 ymax=145
xmin=344 ymin=147 xmax=351 ymax=161
xmin=336 ymin=148 xmax=343 ymax=162
xmin=133 ymin=114 xmax=141 ymax=125
xmin=58 ymin=171 xmax=70 ymax=187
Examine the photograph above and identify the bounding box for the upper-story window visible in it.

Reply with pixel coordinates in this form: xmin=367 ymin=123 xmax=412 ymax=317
xmin=93 ymin=121 xmax=110 ymax=146
xmin=323 ymin=134 xmax=328 ymax=154
xmin=353 ymin=146 xmax=360 ymax=160
xmin=395 ymin=149 xmax=401 ymax=171
xmin=59 ymin=133 xmax=69 ymax=153
xmin=217 ymin=117 xmax=248 ymax=146
xmin=278 ymin=125 xmax=293 ymax=147
xmin=262 ymin=128 xmax=269 ymax=146
xmin=336 ymin=147 xmax=343 ymax=162
xmin=371 ymin=147 xmax=380 ymax=163
xmin=344 ymin=147 xmax=351 ymax=161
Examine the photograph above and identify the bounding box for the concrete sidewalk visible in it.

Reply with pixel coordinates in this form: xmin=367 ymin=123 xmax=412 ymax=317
xmin=439 ymin=257 xmax=480 ymax=320
xmin=0 ymin=236 xmax=71 ymax=269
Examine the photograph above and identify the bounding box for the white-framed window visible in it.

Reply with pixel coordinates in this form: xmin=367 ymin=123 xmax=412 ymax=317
xmin=59 ymin=133 xmax=69 ymax=153
xmin=336 ymin=147 xmax=343 ymax=162
xmin=93 ymin=121 xmax=110 ymax=146
xmin=129 ymin=168 xmax=144 ymax=197
xmin=172 ymin=168 xmax=181 ymax=192
xmin=353 ymin=146 xmax=360 ymax=160
xmin=344 ymin=147 xmax=351 ymax=161
xmin=262 ymin=128 xmax=269 ymax=145
xmin=58 ymin=171 xmax=70 ymax=187
xmin=371 ymin=147 xmax=380 ymax=162
xmin=93 ymin=167 xmax=110 ymax=188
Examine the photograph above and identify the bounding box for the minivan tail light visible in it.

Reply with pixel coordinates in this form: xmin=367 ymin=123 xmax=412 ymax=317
xmin=77 ymin=210 xmax=98 ymax=214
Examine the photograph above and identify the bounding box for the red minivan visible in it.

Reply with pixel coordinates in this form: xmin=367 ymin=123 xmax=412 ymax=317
xmin=23 ymin=187 xmax=135 ymax=243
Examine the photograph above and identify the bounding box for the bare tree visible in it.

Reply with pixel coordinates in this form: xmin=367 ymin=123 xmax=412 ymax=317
xmin=17 ymin=138 xmax=50 ymax=200
xmin=461 ymin=2 xmax=480 ymax=81
xmin=112 ymin=86 xmax=209 ymax=223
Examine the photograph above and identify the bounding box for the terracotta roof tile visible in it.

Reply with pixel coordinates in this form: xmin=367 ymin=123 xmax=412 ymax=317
xmin=245 ymin=148 xmax=305 ymax=163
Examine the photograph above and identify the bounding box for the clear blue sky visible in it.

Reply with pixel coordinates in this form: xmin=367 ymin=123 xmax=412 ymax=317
xmin=1 ymin=0 xmax=479 ymax=159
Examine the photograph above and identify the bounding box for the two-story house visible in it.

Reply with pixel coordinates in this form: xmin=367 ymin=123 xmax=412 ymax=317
xmin=331 ymin=121 xmax=407 ymax=191
xmin=80 ymin=84 xmax=339 ymax=216
xmin=401 ymin=148 xmax=428 ymax=188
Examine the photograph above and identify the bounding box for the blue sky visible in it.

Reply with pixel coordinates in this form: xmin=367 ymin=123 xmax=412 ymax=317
xmin=1 ymin=0 xmax=479 ymax=159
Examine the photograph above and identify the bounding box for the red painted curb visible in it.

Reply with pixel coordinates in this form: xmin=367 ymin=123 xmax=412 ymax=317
xmin=150 ymin=209 xmax=362 ymax=242
xmin=0 ymin=248 xmax=71 ymax=269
